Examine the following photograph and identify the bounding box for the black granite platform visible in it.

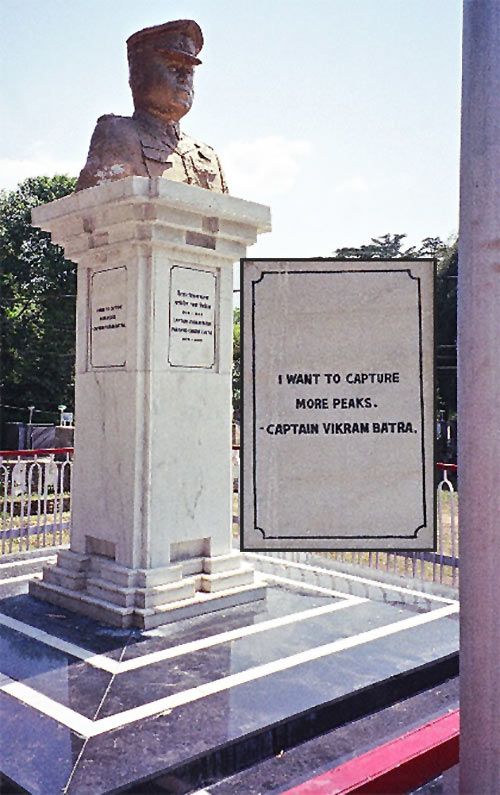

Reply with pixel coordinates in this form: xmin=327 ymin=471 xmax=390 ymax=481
xmin=192 ymin=678 xmax=459 ymax=795
xmin=0 ymin=555 xmax=459 ymax=795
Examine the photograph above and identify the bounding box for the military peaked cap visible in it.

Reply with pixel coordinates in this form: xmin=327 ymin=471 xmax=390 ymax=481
xmin=127 ymin=20 xmax=203 ymax=65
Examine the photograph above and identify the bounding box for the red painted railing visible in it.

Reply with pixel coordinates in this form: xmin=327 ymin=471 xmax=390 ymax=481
xmin=436 ymin=462 xmax=457 ymax=472
xmin=0 ymin=448 xmax=74 ymax=458
xmin=281 ymin=709 xmax=459 ymax=795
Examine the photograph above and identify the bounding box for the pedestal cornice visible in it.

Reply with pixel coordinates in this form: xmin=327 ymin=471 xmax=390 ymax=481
xmin=32 ymin=177 xmax=271 ymax=263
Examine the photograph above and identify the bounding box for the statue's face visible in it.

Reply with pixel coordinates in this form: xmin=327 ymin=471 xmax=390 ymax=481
xmin=131 ymin=50 xmax=195 ymax=121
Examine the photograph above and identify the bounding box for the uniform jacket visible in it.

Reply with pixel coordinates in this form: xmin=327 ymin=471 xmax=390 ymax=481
xmin=76 ymin=113 xmax=228 ymax=193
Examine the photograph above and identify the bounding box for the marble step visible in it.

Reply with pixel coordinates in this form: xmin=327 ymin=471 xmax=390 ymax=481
xmin=94 ymin=560 xmax=184 ymax=589
xmin=86 ymin=577 xmax=138 ymax=607
xmin=135 ymin=581 xmax=267 ymax=629
xmin=200 ymin=564 xmax=255 ymax=593
xmin=29 ymin=578 xmax=136 ymax=627
xmin=135 ymin=579 xmax=197 ymax=609
xmin=85 ymin=576 xmax=196 ymax=609
xmin=43 ymin=563 xmax=87 ymax=591
xmin=30 ymin=573 xmax=266 ymax=630
xmin=203 ymin=552 xmax=245 ymax=574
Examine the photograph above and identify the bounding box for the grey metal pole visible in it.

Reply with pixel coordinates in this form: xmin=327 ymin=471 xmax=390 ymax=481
xmin=459 ymin=2 xmax=500 ymax=791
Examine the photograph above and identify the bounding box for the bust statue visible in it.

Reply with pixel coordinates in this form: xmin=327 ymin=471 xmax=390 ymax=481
xmin=75 ymin=20 xmax=228 ymax=193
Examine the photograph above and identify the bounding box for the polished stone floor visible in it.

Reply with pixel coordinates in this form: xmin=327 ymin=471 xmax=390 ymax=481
xmin=195 ymin=679 xmax=460 ymax=795
xmin=0 ymin=554 xmax=459 ymax=795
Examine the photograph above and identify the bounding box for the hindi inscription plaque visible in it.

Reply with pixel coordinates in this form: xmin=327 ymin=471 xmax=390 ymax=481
xmin=168 ymin=265 xmax=216 ymax=369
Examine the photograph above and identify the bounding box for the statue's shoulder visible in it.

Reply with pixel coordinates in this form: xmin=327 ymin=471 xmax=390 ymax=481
xmin=86 ymin=113 xmax=141 ymax=156
xmin=93 ymin=113 xmax=138 ymax=139
xmin=75 ymin=114 xmax=144 ymax=191
xmin=95 ymin=113 xmax=135 ymax=125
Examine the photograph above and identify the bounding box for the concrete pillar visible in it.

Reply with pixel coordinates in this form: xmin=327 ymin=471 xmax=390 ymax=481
xmin=459 ymin=2 xmax=500 ymax=791
xmin=29 ymin=176 xmax=270 ymax=628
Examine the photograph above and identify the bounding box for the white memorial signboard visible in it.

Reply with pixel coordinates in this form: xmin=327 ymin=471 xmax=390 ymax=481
xmin=241 ymin=259 xmax=435 ymax=551
xmin=168 ymin=265 xmax=217 ymax=369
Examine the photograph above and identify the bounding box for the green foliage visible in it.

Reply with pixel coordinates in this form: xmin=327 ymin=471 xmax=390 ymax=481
xmin=232 ymin=307 xmax=240 ymax=414
xmin=335 ymin=232 xmax=457 ymax=416
xmin=335 ymin=232 xmax=448 ymax=260
xmin=435 ymin=241 xmax=457 ymax=415
xmin=0 ymin=175 xmax=77 ymax=431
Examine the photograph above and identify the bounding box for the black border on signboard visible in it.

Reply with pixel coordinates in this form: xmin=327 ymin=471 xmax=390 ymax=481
xmin=251 ymin=269 xmax=426 ymax=539
xmin=89 ymin=265 xmax=128 ymax=370
xmin=167 ymin=265 xmax=217 ymax=370
xmin=239 ymin=257 xmax=436 ymax=552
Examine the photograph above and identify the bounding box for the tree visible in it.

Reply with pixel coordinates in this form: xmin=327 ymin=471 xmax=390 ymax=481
xmin=0 ymin=175 xmax=77 ymax=438
xmin=334 ymin=232 xmax=457 ymax=416
xmin=335 ymin=232 xmax=448 ymax=260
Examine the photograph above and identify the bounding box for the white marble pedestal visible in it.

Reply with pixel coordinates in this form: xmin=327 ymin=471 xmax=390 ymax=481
xmin=29 ymin=177 xmax=271 ymax=628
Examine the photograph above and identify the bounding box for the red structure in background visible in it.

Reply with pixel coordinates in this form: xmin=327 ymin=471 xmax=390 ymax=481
xmin=0 ymin=448 xmax=74 ymax=458
xmin=282 ymin=709 xmax=459 ymax=794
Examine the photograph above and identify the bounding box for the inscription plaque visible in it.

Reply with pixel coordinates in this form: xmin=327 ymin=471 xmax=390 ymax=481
xmin=89 ymin=266 xmax=127 ymax=369
xmin=168 ymin=265 xmax=216 ymax=368
xmin=241 ymin=259 xmax=435 ymax=551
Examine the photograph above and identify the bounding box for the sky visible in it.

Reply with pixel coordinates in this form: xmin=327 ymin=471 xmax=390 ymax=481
xmin=0 ymin=0 xmax=463 ymax=269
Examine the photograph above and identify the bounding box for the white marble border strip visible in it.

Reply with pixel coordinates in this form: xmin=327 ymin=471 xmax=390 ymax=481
xmin=0 ymin=613 xmax=120 ymax=674
xmin=0 ymin=560 xmax=457 ymax=684
xmin=248 ymin=554 xmax=459 ymax=605
xmin=260 ymin=573 xmax=359 ymax=599
xmin=88 ymin=602 xmax=459 ymax=736
xmin=0 ymin=573 xmax=42 ymax=586
xmin=0 ymin=556 xmax=56 ymax=572
xmin=0 ymin=673 xmax=94 ymax=737
xmin=0 ymin=573 xmax=361 ymax=674
xmin=0 ymin=602 xmax=458 ymax=738
xmin=118 ymin=594 xmax=366 ymax=673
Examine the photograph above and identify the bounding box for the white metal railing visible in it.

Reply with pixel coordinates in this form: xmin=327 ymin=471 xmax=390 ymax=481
xmin=232 ymin=452 xmax=459 ymax=590
xmin=0 ymin=447 xmax=459 ymax=590
xmin=0 ymin=448 xmax=73 ymax=555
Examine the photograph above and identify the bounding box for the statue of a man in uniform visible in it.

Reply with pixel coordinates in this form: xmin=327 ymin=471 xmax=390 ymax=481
xmin=76 ymin=19 xmax=228 ymax=194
